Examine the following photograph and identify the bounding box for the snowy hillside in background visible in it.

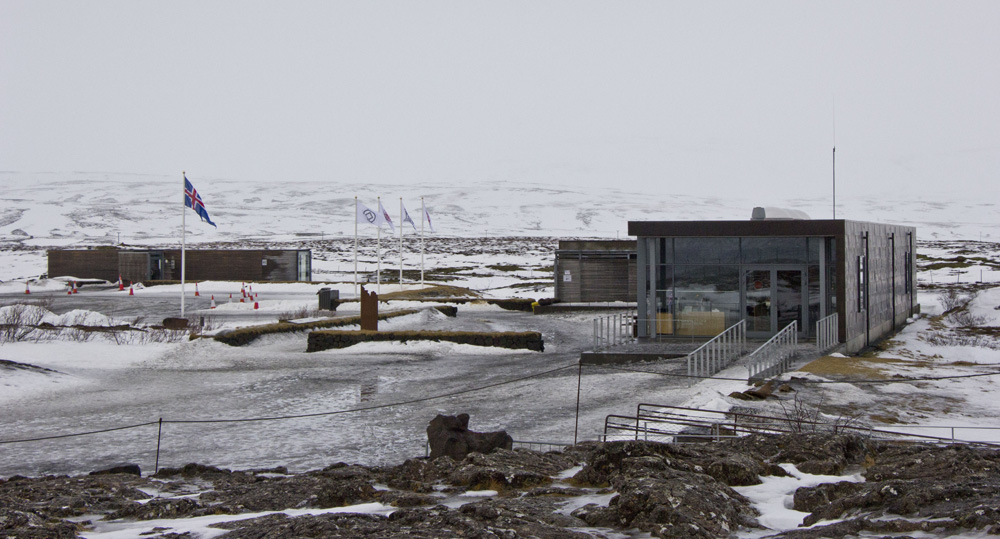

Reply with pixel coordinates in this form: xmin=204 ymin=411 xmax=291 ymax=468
xmin=1 ymin=171 xmax=998 ymax=246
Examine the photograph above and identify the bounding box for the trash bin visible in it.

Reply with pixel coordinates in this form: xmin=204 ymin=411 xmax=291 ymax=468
xmin=318 ymin=288 xmax=339 ymax=310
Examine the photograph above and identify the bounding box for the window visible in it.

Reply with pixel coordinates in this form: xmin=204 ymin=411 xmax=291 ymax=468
xmin=904 ymin=252 xmax=912 ymax=293
xmin=857 ymin=255 xmax=866 ymax=312
xmin=675 ymin=238 xmax=739 ymax=265
xmin=741 ymin=237 xmax=808 ymax=264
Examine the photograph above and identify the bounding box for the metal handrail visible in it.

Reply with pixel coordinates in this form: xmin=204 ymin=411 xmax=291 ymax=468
xmin=815 ymin=313 xmax=839 ymax=353
xmin=746 ymin=320 xmax=798 ymax=381
xmin=605 ymin=403 xmax=1000 ymax=447
xmin=592 ymin=309 xmax=636 ymax=351
xmin=685 ymin=320 xmax=746 ymax=384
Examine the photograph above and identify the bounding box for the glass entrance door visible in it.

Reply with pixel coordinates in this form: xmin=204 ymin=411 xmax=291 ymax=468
xmin=745 ymin=269 xmax=772 ymax=333
xmin=776 ymin=269 xmax=804 ymax=333
xmin=744 ymin=267 xmax=807 ymax=337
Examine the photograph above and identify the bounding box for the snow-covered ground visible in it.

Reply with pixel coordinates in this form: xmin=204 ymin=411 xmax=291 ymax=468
xmin=3 ymin=175 xmax=1000 ymax=536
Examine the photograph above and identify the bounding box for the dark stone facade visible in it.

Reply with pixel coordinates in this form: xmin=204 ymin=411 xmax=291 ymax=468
xmin=47 ymin=248 xmax=311 ymax=282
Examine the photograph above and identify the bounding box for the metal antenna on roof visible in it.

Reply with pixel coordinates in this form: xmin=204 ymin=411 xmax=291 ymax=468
xmin=832 ymin=99 xmax=837 ymax=220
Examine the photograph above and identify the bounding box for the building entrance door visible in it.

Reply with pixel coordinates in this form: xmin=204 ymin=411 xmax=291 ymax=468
xmin=744 ymin=267 xmax=807 ymax=338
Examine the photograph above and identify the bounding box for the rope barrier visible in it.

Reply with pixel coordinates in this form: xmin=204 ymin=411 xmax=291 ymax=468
xmin=3 ymin=360 xmax=996 ymax=448
xmin=0 ymin=421 xmax=160 ymax=444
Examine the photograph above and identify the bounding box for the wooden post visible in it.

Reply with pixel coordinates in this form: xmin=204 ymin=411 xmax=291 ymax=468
xmin=360 ymin=286 xmax=379 ymax=331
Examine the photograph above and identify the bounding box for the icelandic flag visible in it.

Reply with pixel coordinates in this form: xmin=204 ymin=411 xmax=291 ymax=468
xmin=184 ymin=176 xmax=217 ymax=227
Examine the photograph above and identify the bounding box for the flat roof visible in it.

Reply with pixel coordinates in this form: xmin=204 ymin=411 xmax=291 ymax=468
xmin=627 ymin=219 xmax=847 ymax=237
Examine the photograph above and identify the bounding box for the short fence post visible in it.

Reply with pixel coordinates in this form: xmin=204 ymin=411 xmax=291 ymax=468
xmin=154 ymin=417 xmax=163 ymax=475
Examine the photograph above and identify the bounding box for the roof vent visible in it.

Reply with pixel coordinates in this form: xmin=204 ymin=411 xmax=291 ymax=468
xmin=751 ymin=207 xmax=811 ymax=221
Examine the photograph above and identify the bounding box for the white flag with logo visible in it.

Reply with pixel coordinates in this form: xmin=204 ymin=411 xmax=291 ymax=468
xmin=356 ymin=201 xmax=379 ymax=227
xmin=401 ymin=202 xmax=417 ymax=232
xmin=377 ymin=200 xmax=395 ymax=233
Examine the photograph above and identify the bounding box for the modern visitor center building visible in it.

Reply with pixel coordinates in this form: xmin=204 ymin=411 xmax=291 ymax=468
xmin=628 ymin=210 xmax=917 ymax=354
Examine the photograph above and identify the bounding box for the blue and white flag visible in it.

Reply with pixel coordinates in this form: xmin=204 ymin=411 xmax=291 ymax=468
xmin=401 ymin=202 xmax=417 ymax=232
xmin=184 ymin=176 xmax=217 ymax=227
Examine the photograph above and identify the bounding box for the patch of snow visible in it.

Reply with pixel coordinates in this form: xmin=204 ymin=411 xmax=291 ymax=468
xmin=80 ymin=502 xmax=396 ymax=539
xmin=734 ymin=463 xmax=864 ymax=536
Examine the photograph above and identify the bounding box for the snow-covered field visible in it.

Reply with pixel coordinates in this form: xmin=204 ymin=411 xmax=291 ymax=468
xmin=3 ymin=173 xmax=1000 ymax=536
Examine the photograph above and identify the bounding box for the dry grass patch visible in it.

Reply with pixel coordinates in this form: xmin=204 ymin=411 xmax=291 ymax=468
xmin=797 ymin=355 xmax=913 ymax=379
xmin=379 ymin=284 xmax=480 ymax=300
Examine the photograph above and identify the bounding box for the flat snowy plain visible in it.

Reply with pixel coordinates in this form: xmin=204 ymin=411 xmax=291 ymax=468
xmin=2 ymin=172 xmax=1000 ymax=537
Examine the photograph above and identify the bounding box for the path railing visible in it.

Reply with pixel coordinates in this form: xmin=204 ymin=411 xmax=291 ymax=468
xmin=685 ymin=320 xmax=746 ymax=384
xmin=592 ymin=310 xmax=636 ymax=350
xmin=746 ymin=320 xmax=798 ymax=382
xmin=603 ymin=403 xmax=1000 ymax=447
xmin=815 ymin=313 xmax=839 ymax=354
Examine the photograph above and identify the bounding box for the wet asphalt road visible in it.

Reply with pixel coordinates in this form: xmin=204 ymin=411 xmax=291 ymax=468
xmin=0 ymin=297 xmax=694 ymax=478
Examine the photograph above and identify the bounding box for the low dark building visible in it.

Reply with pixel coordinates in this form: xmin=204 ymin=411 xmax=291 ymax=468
xmin=554 ymin=240 xmax=636 ymax=303
xmin=628 ymin=214 xmax=917 ymax=354
xmin=48 ymin=248 xmax=312 ymax=283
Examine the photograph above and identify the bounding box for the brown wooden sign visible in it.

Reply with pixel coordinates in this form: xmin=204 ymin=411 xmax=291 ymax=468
xmin=360 ymin=286 xmax=378 ymax=331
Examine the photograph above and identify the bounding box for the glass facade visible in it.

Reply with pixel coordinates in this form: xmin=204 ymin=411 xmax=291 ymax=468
xmin=642 ymin=236 xmax=837 ymax=338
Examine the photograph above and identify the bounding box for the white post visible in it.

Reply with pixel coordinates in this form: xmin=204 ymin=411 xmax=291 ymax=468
xmin=399 ymin=197 xmax=404 ymax=288
xmin=376 ymin=197 xmax=382 ymax=293
xmin=181 ymin=172 xmax=186 ymax=318
xmin=420 ymin=196 xmax=425 ymax=286
xmin=354 ymin=197 xmax=358 ymax=298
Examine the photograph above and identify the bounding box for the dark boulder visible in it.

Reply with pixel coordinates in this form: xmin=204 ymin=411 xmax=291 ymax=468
xmin=426 ymin=413 xmax=512 ymax=460
xmin=90 ymin=463 xmax=141 ymax=477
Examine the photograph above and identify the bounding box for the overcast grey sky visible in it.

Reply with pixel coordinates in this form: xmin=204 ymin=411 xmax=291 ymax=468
xmin=2 ymin=1 xmax=998 ymax=198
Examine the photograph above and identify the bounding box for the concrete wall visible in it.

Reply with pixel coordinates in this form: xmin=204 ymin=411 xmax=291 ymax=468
xmin=841 ymin=222 xmax=917 ymax=354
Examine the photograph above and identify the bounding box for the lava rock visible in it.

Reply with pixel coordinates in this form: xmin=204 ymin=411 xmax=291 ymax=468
xmin=426 ymin=413 xmax=513 ymax=460
xmin=90 ymin=463 xmax=141 ymax=477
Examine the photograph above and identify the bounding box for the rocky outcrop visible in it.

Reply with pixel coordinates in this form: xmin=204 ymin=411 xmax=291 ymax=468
xmin=426 ymin=413 xmax=513 ymax=460
xmin=3 ymin=434 xmax=1000 ymax=538
xmin=772 ymin=442 xmax=1000 ymax=537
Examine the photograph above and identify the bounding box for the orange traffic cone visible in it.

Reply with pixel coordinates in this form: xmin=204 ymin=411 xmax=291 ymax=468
xmin=240 ymin=296 xmax=245 ymax=303
xmin=228 ymin=293 xmax=233 ymax=303
xmin=24 ymin=282 xmax=29 ymax=294
xmin=72 ymin=281 xmax=78 ymax=294
xmin=67 ymin=285 xmax=73 ymax=295
xmin=194 ymin=283 xmax=200 ymax=297
xmin=253 ymin=300 xmax=259 ymax=310
xmin=210 ymin=295 xmax=216 ymax=309
xmin=129 ymin=285 xmax=134 ymax=296
xmin=118 ymin=275 xmax=125 ymax=291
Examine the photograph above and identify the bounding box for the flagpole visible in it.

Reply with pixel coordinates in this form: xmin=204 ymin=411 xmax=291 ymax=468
xmin=420 ymin=196 xmax=425 ymax=287
xmin=354 ymin=197 xmax=358 ymax=297
xmin=377 ymin=196 xmax=382 ymax=294
xmin=399 ymin=197 xmax=404 ymax=288
xmin=181 ymin=172 xmax=186 ymax=318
